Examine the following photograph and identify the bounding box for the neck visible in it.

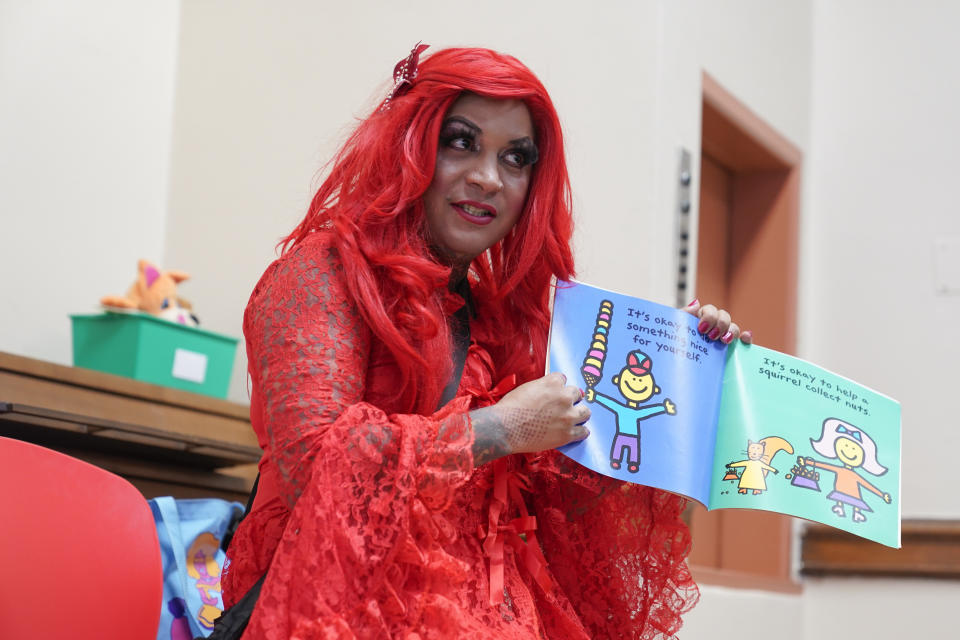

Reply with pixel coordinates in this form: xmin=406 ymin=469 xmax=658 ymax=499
xmin=448 ymin=264 xmax=469 ymax=289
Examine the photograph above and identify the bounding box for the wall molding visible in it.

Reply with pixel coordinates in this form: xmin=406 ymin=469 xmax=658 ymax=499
xmin=802 ymin=519 xmax=960 ymax=580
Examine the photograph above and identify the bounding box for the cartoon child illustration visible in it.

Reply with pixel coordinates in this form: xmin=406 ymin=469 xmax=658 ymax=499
xmin=186 ymin=532 xmax=224 ymax=630
xmin=725 ymin=436 xmax=793 ymax=495
xmin=803 ymin=418 xmax=891 ymax=523
xmin=585 ymin=349 xmax=676 ymax=473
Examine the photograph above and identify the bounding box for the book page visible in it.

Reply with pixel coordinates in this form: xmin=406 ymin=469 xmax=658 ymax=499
xmin=709 ymin=343 xmax=901 ymax=548
xmin=549 ymin=280 xmax=727 ymax=505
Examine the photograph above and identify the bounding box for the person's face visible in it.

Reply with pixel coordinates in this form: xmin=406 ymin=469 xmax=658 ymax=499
xmin=835 ymin=437 xmax=865 ymax=467
xmin=423 ymin=94 xmax=537 ymax=266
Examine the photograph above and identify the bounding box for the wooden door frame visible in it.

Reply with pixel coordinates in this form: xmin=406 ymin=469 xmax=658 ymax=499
xmin=687 ymin=72 xmax=802 ymax=592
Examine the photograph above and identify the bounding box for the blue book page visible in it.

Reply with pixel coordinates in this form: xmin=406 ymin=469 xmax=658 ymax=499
xmin=549 ymin=280 xmax=727 ymax=504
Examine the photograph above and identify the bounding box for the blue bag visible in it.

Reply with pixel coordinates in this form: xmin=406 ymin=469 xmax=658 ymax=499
xmin=149 ymin=497 xmax=244 ymax=640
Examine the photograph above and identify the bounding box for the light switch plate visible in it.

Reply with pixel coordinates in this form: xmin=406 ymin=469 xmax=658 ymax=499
xmin=935 ymin=236 xmax=960 ymax=295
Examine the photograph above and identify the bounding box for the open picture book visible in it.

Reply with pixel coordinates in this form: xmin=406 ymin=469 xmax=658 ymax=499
xmin=548 ymin=280 xmax=901 ymax=548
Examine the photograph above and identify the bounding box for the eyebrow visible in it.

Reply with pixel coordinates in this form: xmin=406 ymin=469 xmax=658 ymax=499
xmin=443 ymin=115 xmax=536 ymax=147
xmin=443 ymin=116 xmax=481 ymax=134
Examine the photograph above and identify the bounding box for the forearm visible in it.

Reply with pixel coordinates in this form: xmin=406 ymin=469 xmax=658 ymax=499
xmin=469 ymin=406 xmax=511 ymax=467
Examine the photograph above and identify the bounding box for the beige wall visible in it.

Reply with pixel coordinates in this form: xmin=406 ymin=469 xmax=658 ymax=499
xmin=805 ymin=0 xmax=959 ymax=521
xmin=0 ymin=0 xmax=180 ymax=363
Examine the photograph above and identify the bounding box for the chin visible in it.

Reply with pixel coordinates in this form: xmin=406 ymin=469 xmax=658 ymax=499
xmin=430 ymin=234 xmax=497 ymax=267
xmin=430 ymin=243 xmax=480 ymax=268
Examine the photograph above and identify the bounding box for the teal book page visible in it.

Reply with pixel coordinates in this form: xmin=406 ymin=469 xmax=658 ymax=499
xmin=710 ymin=343 xmax=901 ymax=548
xmin=549 ymin=280 xmax=727 ymax=505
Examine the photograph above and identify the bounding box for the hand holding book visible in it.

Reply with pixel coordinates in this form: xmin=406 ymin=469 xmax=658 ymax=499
xmin=683 ymin=298 xmax=753 ymax=345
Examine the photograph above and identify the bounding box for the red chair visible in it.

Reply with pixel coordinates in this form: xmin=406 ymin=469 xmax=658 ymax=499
xmin=0 ymin=436 xmax=162 ymax=640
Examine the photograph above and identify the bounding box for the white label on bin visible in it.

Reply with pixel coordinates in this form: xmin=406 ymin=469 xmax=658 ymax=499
xmin=172 ymin=348 xmax=208 ymax=384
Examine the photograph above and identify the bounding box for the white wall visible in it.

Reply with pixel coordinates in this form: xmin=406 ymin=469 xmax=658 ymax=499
xmin=684 ymin=584 xmax=803 ymax=637
xmin=803 ymin=577 xmax=960 ymax=640
xmin=806 ymin=0 xmax=959 ymax=521
xmin=164 ymin=0 xmax=666 ymax=402
xmin=799 ymin=2 xmax=959 ymax=637
xmin=0 ymin=0 xmax=180 ymax=364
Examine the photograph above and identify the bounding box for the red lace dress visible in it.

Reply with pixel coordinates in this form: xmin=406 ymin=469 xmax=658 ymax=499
xmin=222 ymin=231 xmax=698 ymax=639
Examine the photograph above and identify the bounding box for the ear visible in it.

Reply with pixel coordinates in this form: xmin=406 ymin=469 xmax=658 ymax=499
xmin=654 ymin=386 xmax=660 ymax=394
xmin=137 ymin=259 xmax=161 ymax=288
xmin=748 ymin=440 xmax=755 ymax=446
xmin=612 ymin=375 xmax=619 ymax=384
xmin=167 ymin=270 xmax=190 ymax=284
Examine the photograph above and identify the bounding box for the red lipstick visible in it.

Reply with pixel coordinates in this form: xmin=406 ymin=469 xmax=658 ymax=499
xmin=452 ymin=200 xmax=497 ymax=226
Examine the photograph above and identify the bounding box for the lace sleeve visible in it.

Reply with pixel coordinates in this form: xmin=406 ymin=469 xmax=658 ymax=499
xmin=244 ymin=235 xmax=475 ymax=510
xmin=530 ymin=451 xmax=698 ymax=639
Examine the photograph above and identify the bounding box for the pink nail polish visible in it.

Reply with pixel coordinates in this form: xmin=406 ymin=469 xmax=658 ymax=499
xmin=708 ymin=327 xmax=721 ymax=340
xmin=721 ymin=331 xmax=733 ymax=344
xmin=687 ymin=298 xmax=699 ymax=308
xmin=697 ymin=321 xmax=710 ymax=333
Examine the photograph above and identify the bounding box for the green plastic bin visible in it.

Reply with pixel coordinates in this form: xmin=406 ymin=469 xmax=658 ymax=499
xmin=70 ymin=312 xmax=239 ymax=398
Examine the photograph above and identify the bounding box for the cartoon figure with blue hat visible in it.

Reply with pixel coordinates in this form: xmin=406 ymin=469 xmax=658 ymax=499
xmin=802 ymin=418 xmax=892 ymax=523
xmin=585 ymin=349 xmax=676 ymax=473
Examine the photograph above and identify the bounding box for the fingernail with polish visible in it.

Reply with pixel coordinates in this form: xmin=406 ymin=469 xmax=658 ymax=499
xmin=687 ymin=298 xmax=699 ymax=308
xmin=708 ymin=327 xmax=721 ymax=341
xmin=721 ymin=331 xmax=733 ymax=344
xmin=698 ymin=320 xmax=710 ymax=333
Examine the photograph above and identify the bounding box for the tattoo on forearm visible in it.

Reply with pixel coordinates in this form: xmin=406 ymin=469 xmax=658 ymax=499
xmin=470 ymin=406 xmax=511 ymax=467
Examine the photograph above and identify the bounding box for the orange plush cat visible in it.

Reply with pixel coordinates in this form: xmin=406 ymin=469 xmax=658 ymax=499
xmin=101 ymin=259 xmax=199 ymax=326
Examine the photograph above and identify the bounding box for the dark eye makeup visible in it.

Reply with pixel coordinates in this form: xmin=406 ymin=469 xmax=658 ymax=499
xmin=503 ymin=139 xmax=539 ymax=168
xmin=439 ymin=120 xmax=479 ymax=152
xmin=438 ymin=116 xmax=539 ymax=169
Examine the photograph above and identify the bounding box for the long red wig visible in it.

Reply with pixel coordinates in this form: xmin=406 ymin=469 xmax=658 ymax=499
xmin=282 ymin=47 xmax=575 ymax=414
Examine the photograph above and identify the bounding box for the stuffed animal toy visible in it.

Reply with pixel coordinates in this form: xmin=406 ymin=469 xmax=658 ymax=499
xmin=101 ymin=259 xmax=199 ymax=327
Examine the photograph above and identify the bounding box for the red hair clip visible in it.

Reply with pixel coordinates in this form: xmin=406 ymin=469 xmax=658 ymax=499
xmin=381 ymin=42 xmax=430 ymax=110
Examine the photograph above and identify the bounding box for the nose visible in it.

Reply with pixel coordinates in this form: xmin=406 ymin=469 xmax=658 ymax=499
xmin=466 ymin=152 xmax=503 ymax=194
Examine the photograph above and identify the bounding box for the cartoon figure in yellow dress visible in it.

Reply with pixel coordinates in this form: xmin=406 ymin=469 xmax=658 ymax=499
xmin=725 ymin=436 xmax=794 ymax=495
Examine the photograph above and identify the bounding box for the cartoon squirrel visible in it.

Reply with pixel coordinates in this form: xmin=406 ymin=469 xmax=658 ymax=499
xmin=725 ymin=436 xmax=794 ymax=495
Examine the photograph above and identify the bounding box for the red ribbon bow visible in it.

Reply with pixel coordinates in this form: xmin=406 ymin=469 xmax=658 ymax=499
xmin=477 ymin=458 xmax=554 ymax=606
xmin=471 ymin=374 xmax=518 ymax=407
xmin=382 ymin=42 xmax=430 ymax=109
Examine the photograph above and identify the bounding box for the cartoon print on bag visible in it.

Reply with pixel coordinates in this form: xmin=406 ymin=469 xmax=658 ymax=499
xmin=186 ymin=532 xmax=225 ymax=630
